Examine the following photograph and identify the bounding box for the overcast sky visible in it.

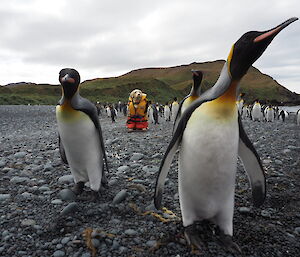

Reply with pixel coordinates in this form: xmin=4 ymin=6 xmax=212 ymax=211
xmin=0 ymin=0 xmax=299 ymax=93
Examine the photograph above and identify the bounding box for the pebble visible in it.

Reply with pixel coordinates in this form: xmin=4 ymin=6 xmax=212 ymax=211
xmin=91 ymin=238 xmax=101 ymax=248
xmin=117 ymin=165 xmax=130 ymax=173
xmin=21 ymin=192 xmax=34 ymax=199
xmin=21 ymin=219 xmax=36 ymax=226
xmin=124 ymin=229 xmax=138 ymax=236
xmin=112 ymin=189 xmax=128 ymax=204
xmin=0 ymin=160 xmax=6 ymax=168
xmin=0 ymin=194 xmax=11 ymax=201
xmin=51 ymin=199 xmax=63 ymax=205
xmin=58 ymin=175 xmax=74 ymax=184
xmin=60 ymin=202 xmax=78 ymax=216
xmin=10 ymin=176 xmax=30 ymax=184
xmin=283 ymin=149 xmax=291 ymax=154
xmin=39 ymin=185 xmax=51 ymax=191
xmin=238 ymin=207 xmax=251 ymax=214
xmin=43 ymin=163 xmax=53 ymax=171
xmin=58 ymin=189 xmax=76 ymax=201
xmin=14 ymin=152 xmax=27 ymax=158
xmin=53 ymin=250 xmax=65 ymax=257
xmin=146 ymin=240 xmax=157 ymax=247
xmin=294 ymin=227 xmax=300 ymax=235
xmin=130 ymin=153 xmax=144 ymax=161
xmin=142 ymin=165 xmax=159 ymax=173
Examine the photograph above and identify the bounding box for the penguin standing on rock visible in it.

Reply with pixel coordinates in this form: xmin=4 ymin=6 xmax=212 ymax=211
xmin=154 ymin=17 xmax=298 ymax=253
xmin=56 ymin=68 xmax=109 ymax=200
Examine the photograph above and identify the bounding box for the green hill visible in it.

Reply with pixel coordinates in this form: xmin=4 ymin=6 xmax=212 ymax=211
xmin=0 ymin=60 xmax=299 ymax=105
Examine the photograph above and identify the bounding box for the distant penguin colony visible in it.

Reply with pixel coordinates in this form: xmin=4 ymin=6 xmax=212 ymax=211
xmin=154 ymin=17 xmax=297 ymax=253
xmin=56 ymin=68 xmax=109 ymax=200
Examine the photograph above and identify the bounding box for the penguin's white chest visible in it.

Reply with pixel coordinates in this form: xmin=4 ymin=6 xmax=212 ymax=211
xmin=178 ymin=103 xmax=239 ymax=226
xmin=56 ymin=107 xmax=103 ymax=191
xmin=252 ymin=104 xmax=262 ymax=120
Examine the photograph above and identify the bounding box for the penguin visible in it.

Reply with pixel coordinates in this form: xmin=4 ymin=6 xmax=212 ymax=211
xmin=251 ymin=100 xmax=263 ymax=121
xmin=147 ymin=100 xmax=155 ymax=124
xmin=106 ymin=105 xmax=111 ymax=117
xmin=236 ymin=93 xmax=245 ymax=115
xmin=296 ymin=109 xmax=300 ymax=125
xmin=173 ymin=70 xmax=203 ymax=132
xmin=279 ymin=109 xmax=289 ymax=122
xmin=154 ymin=17 xmax=298 ymax=253
xmin=56 ymin=68 xmax=109 ymax=200
xmin=265 ymin=105 xmax=275 ymax=122
xmin=164 ymin=103 xmax=171 ymax=121
xmin=241 ymin=105 xmax=250 ymax=119
xmin=171 ymin=97 xmax=180 ymax=122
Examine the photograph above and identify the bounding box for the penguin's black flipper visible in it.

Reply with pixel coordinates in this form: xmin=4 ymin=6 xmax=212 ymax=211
xmin=58 ymin=134 xmax=68 ymax=164
xmin=154 ymin=65 xmax=232 ymax=209
xmin=238 ymin=115 xmax=266 ymax=207
xmin=71 ymin=95 xmax=110 ymax=176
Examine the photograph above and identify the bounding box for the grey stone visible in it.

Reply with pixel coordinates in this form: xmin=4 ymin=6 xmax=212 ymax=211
xmin=0 ymin=194 xmax=11 ymax=201
xmin=294 ymin=227 xmax=300 ymax=235
xmin=21 ymin=192 xmax=34 ymax=199
xmin=91 ymin=238 xmax=100 ymax=248
xmin=21 ymin=219 xmax=36 ymax=226
xmin=10 ymin=176 xmax=30 ymax=184
xmin=59 ymin=189 xmax=76 ymax=201
xmin=58 ymin=175 xmax=74 ymax=184
xmin=0 ymin=160 xmax=6 ymax=168
xmin=124 ymin=229 xmax=137 ymax=236
xmin=39 ymin=186 xmax=51 ymax=192
xmin=112 ymin=189 xmax=128 ymax=204
xmin=130 ymin=153 xmax=144 ymax=161
xmin=238 ymin=207 xmax=251 ymax=214
xmin=60 ymin=202 xmax=78 ymax=216
xmin=117 ymin=165 xmax=130 ymax=173
xmin=43 ymin=163 xmax=53 ymax=171
xmin=108 ymin=179 xmax=118 ymax=186
xmin=146 ymin=240 xmax=157 ymax=247
xmin=61 ymin=237 xmax=70 ymax=245
xmin=14 ymin=152 xmax=27 ymax=158
xmin=142 ymin=165 xmax=159 ymax=173
xmin=283 ymin=149 xmax=291 ymax=154
xmin=274 ymin=160 xmax=283 ymax=165
xmin=53 ymin=250 xmax=65 ymax=257
xmin=51 ymin=199 xmax=63 ymax=205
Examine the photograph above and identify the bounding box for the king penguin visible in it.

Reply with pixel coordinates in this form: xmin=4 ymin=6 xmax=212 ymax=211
xmin=56 ymin=68 xmax=109 ymax=200
xmin=173 ymin=70 xmax=203 ymax=133
xmin=251 ymin=99 xmax=263 ymax=121
xmin=154 ymin=17 xmax=298 ymax=252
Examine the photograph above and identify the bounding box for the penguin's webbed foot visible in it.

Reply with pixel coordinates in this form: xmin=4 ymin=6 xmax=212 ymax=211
xmin=218 ymin=232 xmax=242 ymax=255
xmin=184 ymin=225 xmax=206 ymax=252
xmin=90 ymin=190 xmax=101 ymax=202
xmin=71 ymin=182 xmax=85 ymax=195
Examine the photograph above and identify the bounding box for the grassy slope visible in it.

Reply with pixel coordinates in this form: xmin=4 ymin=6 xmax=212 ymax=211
xmin=0 ymin=60 xmax=298 ymax=105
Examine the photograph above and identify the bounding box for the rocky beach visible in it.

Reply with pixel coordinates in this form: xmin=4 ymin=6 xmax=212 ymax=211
xmin=0 ymin=105 xmax=299 ymax=257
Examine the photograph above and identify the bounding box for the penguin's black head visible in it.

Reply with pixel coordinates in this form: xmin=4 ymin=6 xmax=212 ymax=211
xmin=191 ymin=70 xmax=203 ymax=85
xmin=59 ymin=68 xmax=81 ymax=99
xmin=228 ymin=17 xmax=298 ymax=79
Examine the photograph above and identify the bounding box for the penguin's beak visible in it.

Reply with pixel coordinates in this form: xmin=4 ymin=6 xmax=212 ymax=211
xmin=254 ymin=17 xmax=298 ymax=43
xmin=61 ymin=74 xmax=75 ymax=84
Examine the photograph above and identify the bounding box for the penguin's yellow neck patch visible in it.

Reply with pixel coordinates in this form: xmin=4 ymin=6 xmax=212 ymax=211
xmin=56 ymin=100 xmax=85 ymax=122
xmin=201 ymin=81 xmax=238 ymax=119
